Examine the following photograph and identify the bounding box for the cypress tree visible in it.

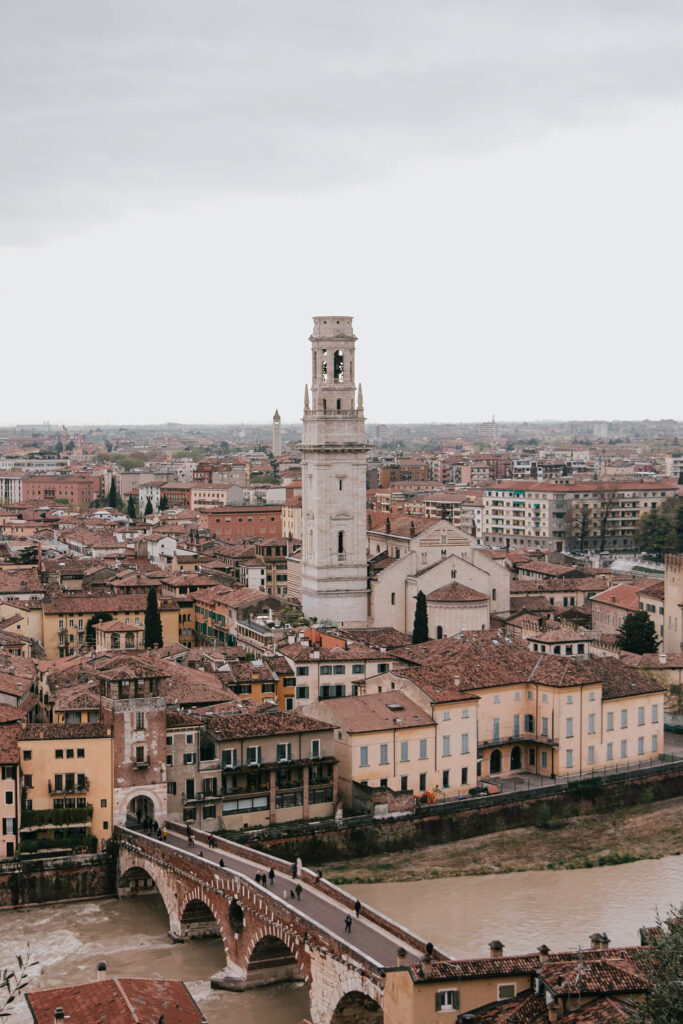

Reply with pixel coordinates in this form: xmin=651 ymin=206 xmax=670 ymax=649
xmin=676 ymin=504 xmax=683 ymax=553
xmin=127 ymin=495 xmax=137 ymax=519
xmin=159 ymin=494 xmax=169 ymax=511
xmin=144 ymin=587 xmax=163 ymax=649
xmin=144 ymin=497 xmax=154 ymax=516
xmin=107 ymin=477 xmax=118 ymax=509
xmin=412 ymin=590 xmax=429 ymax=644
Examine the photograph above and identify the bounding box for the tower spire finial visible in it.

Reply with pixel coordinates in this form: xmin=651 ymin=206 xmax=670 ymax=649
xmin=304 ymin=384 xmax=310 ymax=412
xmin=357 ymin=382 xmax=363 ymax=412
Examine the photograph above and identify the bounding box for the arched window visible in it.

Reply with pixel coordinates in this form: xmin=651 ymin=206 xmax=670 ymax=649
xmin=334 ymin=349 xmax=344 ymax=382
xmin=336 ymin=399 xmax=341 ymax=410
xmin=338 ymin=531 xmax=344 ymax=554
xmin=111 ymin=633 xmax=120 ymax=649
xmin=391 ymin=592 xmax=395 ymax=605
xmin=321 ymin=348 xmax=328 ymax=382
xmin=436 ymin=626 xmax=443 ymax=639
xmin=125 ymin=632 xmax=135 ymax=649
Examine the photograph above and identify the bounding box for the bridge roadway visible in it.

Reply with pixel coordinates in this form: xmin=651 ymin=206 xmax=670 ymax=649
xmin=158 ymin=823 xmax=425 ymax=969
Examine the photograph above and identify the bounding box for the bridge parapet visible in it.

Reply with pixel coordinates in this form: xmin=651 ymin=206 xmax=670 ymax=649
xmin=163 ymin=820 xmax=440 ymax=960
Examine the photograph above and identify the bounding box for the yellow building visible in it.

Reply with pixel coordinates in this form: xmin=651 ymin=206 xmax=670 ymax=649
xmin=309 ymin=690 xmax=453 ymax=808
xmin=18 ymin=722 xmax=114 ymax=851
xmin=41 ymin=595 xmax=180 ymax=659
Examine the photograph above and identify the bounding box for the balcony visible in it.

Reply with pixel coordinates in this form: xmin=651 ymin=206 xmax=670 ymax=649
xmin=479 ymin=733 xmax=559 ymax=750
xmin=132 ymin=758 xmax=150 ymax=769
xmin=49 ymin=777 xmax=89 ymax=795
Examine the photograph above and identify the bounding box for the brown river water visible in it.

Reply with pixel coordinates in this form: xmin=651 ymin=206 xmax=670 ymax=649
xmin=1 ymin=856 xmax=681 ymax=1024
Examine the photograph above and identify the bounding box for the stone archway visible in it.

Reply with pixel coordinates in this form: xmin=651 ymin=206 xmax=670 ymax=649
xmin=510 ymin=745 xmax=522 ymax=771
xmin=490 ymin=748 xmax=502 ymax=774
xmin=330 ymin=990 xmax=383 ymax=1024
xmin=180 ymin=899 xmax=222 ymax=940
xmin=117 ymin=859 xmax=178 ymax=936
xmin=245 ymin=934 xmax=305 ymax=988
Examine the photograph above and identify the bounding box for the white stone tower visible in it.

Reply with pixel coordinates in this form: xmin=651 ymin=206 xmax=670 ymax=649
xmin=300 ymin=316 xmax=369 ymax=626
xmin=272 ymin=409 xmax=282 ymax=458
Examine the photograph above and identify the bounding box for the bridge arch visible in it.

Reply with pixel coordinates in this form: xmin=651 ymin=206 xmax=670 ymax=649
xmin=244 ymin=930 xmax=306 ymax=988
xmin=330 ymin=990 xmax=383 ymax=1024
xmin=177 ymin=888 xmax=226 ymax=946
xmin=117 ymin=855 xmax=178 ymax=936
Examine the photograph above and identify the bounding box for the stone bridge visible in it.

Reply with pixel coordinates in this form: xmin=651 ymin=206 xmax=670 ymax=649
xmin=115 ymin=823 xmax=437 ymax=1024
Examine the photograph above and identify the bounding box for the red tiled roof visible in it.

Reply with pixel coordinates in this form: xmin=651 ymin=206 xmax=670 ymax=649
xmin=26 ymin=977 xmax=205 ymax=1024
xmin=0 ymin=722 xmax=20 ymax=763
xmin=427 ymin=583 xmax=488 ymax=603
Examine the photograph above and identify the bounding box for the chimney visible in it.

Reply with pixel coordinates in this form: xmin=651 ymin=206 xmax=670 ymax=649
xmin=97 ymin=960 xmax=107 ymax=981
xmin=601 ymin=932 xmax=610 ymax=949
xmin=537 ymin=944 xmax=550 ymax=963
xmin=589 ymin=932 xmax=602 ymax=950
xmin=396 ymin=947 xmax=407 ymax=967
xmin=489 ymin=940 xmax=504 ymax=959
xmin=421 ymin=955 xmax=432 ymax=978
xmin=54 ymin=1010 xmax=65 ymax=1022
xmin=658 ymin=652 xmax=667 ymax=664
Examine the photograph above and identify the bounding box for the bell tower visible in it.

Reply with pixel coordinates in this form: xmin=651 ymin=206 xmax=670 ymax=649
xmin=300 ymin=316 xmax=369 ymax=626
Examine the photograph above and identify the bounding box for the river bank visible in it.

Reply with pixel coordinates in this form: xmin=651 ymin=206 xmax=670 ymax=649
xmin=324 ymin=796 xmax=683 ymax=884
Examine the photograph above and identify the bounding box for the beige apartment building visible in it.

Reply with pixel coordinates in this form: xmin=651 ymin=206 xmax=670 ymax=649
xmin=483 ymin=479 xmax=678 ymax=551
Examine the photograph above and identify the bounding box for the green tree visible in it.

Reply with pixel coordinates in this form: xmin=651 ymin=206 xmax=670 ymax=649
xmin=159 ymin=494 xmax=169 ymax=511
xmin=107 ymin=477 xmax=120 ymax=510
xmin=616 ymin=610 xmax=660 ymax=654
xmin=144 ymin=497 xmax=154 ymax=516
xmin=412 ymin=590 xmax=429 ymax=644
xmin=630 ymin=905 xmax=683 ymax=1024
xmin=85 ymin=611 xmax=114 ymax=646
xmin=144 ymin=587 xmax=163 ymax=649
xmin=126 ymin=495 xmax=137 ymax=519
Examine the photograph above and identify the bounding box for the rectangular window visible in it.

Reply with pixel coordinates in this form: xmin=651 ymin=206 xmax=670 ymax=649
xmin=566 ymin=694 xmax=573 ymax=704
xmin=400 ymin=775 xmax=408 ymax=791
xmin=621 ymin=710 xmax=628 ymax=728
xmin=461 ymin=734 xmax=469 ymax=755
xmin=461 ymin=708 xmax=469 ymax=719
xmin=77 ymin=748 xmax=85 ymax=758
xmin=541 ymin=751 xmax=548 ymax=768
xmin=587 ymin=745 xmax=595 ymax=764
xmin=296 ymin=666 xmax=309 ymax=676
xmin=588 ymin=713 xmax=595 ymax=735
xmin=135 ymin=712 xmax=145 ymax=731
xmin=442 ymin=735 xmax=451 ymax=757
xmin=492 ymin=718 xmax=500 ymax=741
xmin=442 ymin=769 xmax=450 ymax=788
xmin=400 ymin=741 xmax=408 ymax=762
xmin=135 ymin=746 xmax=146 ymax=764
xmin=524 ymin=714 xmax=534 ymax=732
xmin=320 ymin=665 xmax=332 ymax=675
xmin=186 ymin=734 xmax=193 ymax=745
xmin=311 ymin=739 xmax=320 ymax=759
xmin=182 ymin=752 xmax=196 ymax=765
xmin=419 ymin=739 xmax=428 ymax=760
xmin=379 ymin=743 xmax=389 ymax=765
xmin=419 ymin=772 xmax=427 ymax=791
xmin=352 ymin=664 xmax=364 ymax=674
xmin=23 ymin=774 xmax=32 ymax=789
xmin=652 ymin=734 xmax=658 ymax=753
xmin=566 ymin=749 xmax=574 ymax=769
xmin=638 ymin=706 xmax=645 ymax=726
xmin=333 ymin=665 xmax=345 ymax=675
xmin=435 ymin=990 xmax=459 ymax=1011
xmin=359 ymin=746 xmax=369 ymax=767
xmin=652 ymin=705 xmax=658 ymax=724
xmin=460 ymin=766 xmax=468 ymax=785
xmin=295 ymin=686 xmax=309 ymax=699
xmin=541 ymin=717 xmax=549 ymax=737
xmin=606 ymin=711 xmax=614 ymax=731
xmin=246 ymin=746 xmax=261 ymax=766
xmin=638 ymin=736 xmax=644 ymax=755
xmin=498 ymin=984 xmax=516 ymax=1000
xmin=22 ymin=750 xmax=31 ymax=760
xmin=566 ymin=718 xmax=573 ymax=739
xmin=222 ymin=748 xmax=238 ymax=769
xmin=621 ymin=740 xmax=627 ymax=758
xmin=606 ymin=742 xmax=613 ymax=760
xmin=513 ymin=714 xmax=520 ymax=738
xmin=55 ymin=749 xmax=63 ymax=759
xmin=167 ymin=781 xmax=176 ymax=795
xmin=276 ymin=742 xmax=293 ymax=762
xmin=66 ymin=748 xmax=74 ymax=759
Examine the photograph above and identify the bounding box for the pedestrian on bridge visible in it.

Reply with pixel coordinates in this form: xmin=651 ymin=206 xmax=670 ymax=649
xmin=344 ymin=914 xmax=352 ymax=933
xmin=295 ymin=883 xmax=302 ymax=901
xmin=354 ymin=899 xmax=361 ymax=919
xmin=268 ymin=867 xmax=275 ymax=886
xmin=290 ymin=862 xmax=297 ymax=879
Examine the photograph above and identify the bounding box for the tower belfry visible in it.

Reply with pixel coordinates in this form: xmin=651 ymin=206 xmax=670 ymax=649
xmin=300 ymin=316 xmax=369 ymax=626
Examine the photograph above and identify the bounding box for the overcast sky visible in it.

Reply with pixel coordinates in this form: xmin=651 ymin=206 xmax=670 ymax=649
xmin=1 ymin=1 xmax=682 ymax=426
